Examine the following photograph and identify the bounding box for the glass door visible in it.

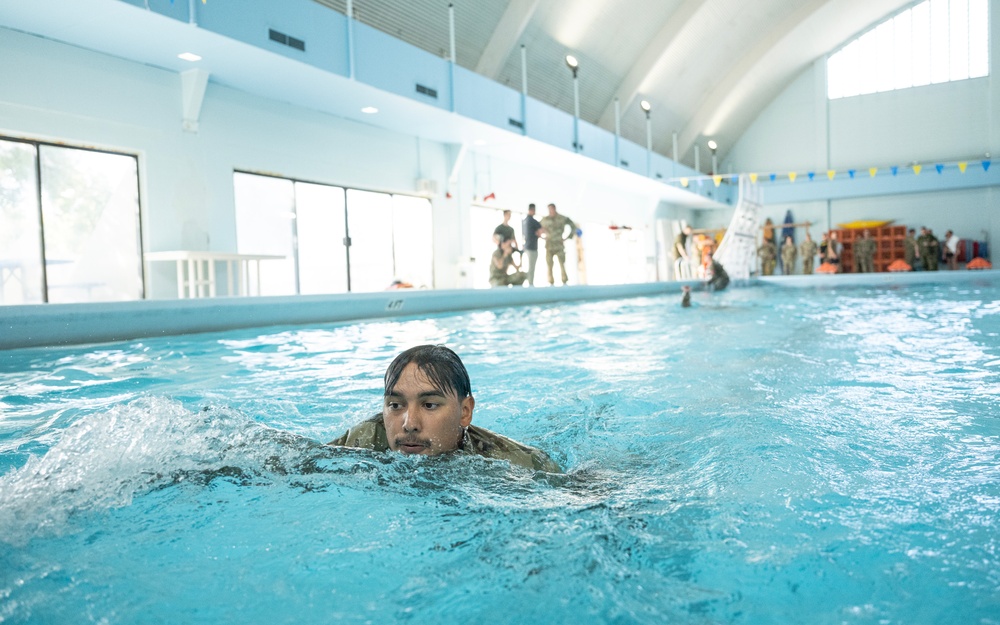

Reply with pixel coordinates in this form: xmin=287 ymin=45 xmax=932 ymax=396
xmin=390 ymin=195 xmax=433 ymax=288
xmin=296 ymin=182 xmax=348 ymax=294
xmin=40 ymin=146 xmax=143 ymax=303
xmin=0 ymin=140 xmax=44 ymax=304
xmin=345 ymin=189 xmax=394 ymax=292
xmin=233 ymin=172 xmax=297 ymax=296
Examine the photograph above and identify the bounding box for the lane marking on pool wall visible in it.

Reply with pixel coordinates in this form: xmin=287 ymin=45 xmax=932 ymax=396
xmin=386 ymin=299 xmax=404 ymax=311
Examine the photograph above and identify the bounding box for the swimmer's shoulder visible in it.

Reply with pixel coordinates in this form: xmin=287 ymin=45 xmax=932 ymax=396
xmin=328 ymin=414 xmax=389 ymax=451
xmin=465 ymin=425 xmax=562 ymax=473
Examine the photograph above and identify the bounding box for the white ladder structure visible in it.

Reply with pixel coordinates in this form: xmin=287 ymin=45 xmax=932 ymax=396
xmin=714 ymin=175 xmax=761 ymax=281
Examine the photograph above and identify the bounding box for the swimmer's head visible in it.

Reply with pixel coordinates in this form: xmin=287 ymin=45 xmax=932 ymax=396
xmin=382 ymin=345 xmax=474 ymax=456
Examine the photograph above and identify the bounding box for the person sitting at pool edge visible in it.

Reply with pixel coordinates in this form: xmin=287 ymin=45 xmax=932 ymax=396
xmin=328 ymin=345 xmax=561 ymax=473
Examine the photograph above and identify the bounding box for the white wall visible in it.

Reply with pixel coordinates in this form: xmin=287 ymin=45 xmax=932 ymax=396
xmin=0 ymin=27 xmax=669 ymax=297
xmin=725 ymin=5 xmax=1000 ymax=246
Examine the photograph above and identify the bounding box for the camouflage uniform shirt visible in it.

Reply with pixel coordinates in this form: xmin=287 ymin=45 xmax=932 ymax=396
xmin=540 ymin=215 xmax=575 ymax=252
xmin=329 ymin=414 xmax=562 ymax=473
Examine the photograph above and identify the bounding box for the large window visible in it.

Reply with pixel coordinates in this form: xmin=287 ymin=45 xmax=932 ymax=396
xmin=828 ymin=0 xmax=989 ymax=99
xmin=233 ymin=172 xmax=433 ymax=294
xmin=0 ymin=138 xmax=143 ymax=305
xmin=470 ymin=206 xmax=649 ymax=288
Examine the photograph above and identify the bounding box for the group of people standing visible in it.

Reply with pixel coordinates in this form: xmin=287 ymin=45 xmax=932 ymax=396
xmin=757 ymin=225 xmax=961 ymax=275
xmin=490 ymin=203 xmax=577 ymax=288
xmin=903 ymin=227 xmax=959 ymax=271
xmin=758 ymin=229 xmax=828 ymax=275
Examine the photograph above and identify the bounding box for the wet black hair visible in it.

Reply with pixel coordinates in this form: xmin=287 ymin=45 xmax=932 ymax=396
xmin=384 ymin=345 xmax=472 ymax=399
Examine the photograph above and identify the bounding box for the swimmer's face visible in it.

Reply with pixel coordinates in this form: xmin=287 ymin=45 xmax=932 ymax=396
xmin=383 ymin=363 xmax=474 ymax=456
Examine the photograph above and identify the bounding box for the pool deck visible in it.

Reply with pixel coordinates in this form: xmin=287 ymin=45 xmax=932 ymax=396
xmin=1 ymin=270 xmax=996 ymax=350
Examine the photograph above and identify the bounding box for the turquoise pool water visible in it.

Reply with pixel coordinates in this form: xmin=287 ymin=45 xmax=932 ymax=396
xmin=1 ymin=283 xmax=998 ymax=624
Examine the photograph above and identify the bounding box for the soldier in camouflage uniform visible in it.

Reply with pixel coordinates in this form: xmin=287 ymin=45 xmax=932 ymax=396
xmin=329 ymin=345 xmax=561 ymax=472
xmin=781 ymin=235 xmax=797 ymax=275
xmin=799 ymin=231 xmax=818 ymax=275
xmin=917 ymin=227 xmax=940 ymax=271
xmin=903 ymin=228 xmax=918 ymax=270
xmin=758 ymin=238 xmax=777 ymax=276
xmin=540 ymin=203 xmax=576 ymax=286
xmin=854 ymin=229 xmax=877 ymax=273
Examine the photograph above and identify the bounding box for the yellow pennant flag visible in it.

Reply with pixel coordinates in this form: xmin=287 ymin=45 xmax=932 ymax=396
xmin=869 ymin=167 xmax=878 ymax=177
xmin=680 ymin=178 xmax=689 ymax=187
xmin=788 ymin=172 xmax=797 ymax=183
xmin=958 ymin=162 xmax=968 ymax=173
xmin=713 ymin=175 xmax=723 ymax=187
xmin=827 ymin=170 xmax=836 ymax=180
xmin=749 ymin=173 xmax=758 ymax=183
xmin=912 ymin=164 xmax=922 ymax=175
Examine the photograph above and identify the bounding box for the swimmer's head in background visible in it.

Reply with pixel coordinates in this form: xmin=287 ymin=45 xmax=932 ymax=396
xmin=384 ymin=344 xmax=472 ymax=400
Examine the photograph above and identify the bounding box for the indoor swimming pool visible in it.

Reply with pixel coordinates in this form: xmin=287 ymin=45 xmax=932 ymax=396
xmin=1 ymin=280 xmax=999 ymax=623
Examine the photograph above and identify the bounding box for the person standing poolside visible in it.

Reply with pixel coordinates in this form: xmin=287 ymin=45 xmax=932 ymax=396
xmin=799 ymin=231 xmax=818 ymax=275
xmin=488 ymin=236 xmax=527 ymax=287
xmin=855 ymin=229 xmax=877 ymax=273
xmin=521 ymin=203 xmax=542 ymax=286
xmin=918 ymin=227 xmax=940 ymax=271
xmin=329 ymin=345 xmax=561 ymax=472
xmin=827 ymin=231 xmax=843 ymax=271
xmin=781 ymin=235 xmax=797 ymax=275
xmin=944 ymin=230 xmax=959 ymax=270
xmin=493 ymin=210 xmax=518 ymax=250
xmin=904 ymin=228 xmax=918 ymax=270
xmin=539 ymin=203 xmax=576 ymax=286
xmin=758 ymin=238 xmax=777 ymax=276
xmin=672 ymin=225 xmax=692 ymax=280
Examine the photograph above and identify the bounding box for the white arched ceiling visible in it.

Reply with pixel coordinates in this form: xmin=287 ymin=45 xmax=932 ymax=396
xmin=328 ymin=0 xmax=915 ymax=166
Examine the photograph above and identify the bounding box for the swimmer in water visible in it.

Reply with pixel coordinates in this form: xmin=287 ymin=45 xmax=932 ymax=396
xmin=329 ymin=345 xmax=561 ymax=472
xmin=681 ymin=285 xmax=691 ymax=307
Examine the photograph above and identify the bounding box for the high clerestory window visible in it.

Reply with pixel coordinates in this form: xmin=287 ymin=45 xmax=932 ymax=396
xmin=828 ymin=0 xmax=989 ymax=99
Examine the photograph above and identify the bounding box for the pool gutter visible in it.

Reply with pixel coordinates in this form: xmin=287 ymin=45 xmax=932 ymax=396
xmin=3 ymin=270 xmax=997 ymax=350
xmin=0 ymin=282 xmax=691 ymax=350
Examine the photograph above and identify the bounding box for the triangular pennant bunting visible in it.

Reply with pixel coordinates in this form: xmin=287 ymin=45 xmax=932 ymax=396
xmin=959 ymin=162 xmax=968 ymax=173
xmin=749 ymin=173 xmax=758 ymax=183
xmin=935 ymin=164 xmax=944 ymax=174
xmin=912 ymin=164 xmax=922 ymax=175
xmin=869 ymin=167 xmax=878 ymax=177
xmin=807 ymin=172 xmax=815 ymax=181
xmin=788 ymin=172 xmax=797 ymax=182
xmin=827 ymin=170 xmax=836 ymax=180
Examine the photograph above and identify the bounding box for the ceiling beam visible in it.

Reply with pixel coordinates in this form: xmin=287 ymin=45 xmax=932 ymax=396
xmin=596 ymin=0 xmax=708 ymax=129
xmin=676 ymin=0 xmax=830 ymax=161
xmin=474 ymin=0 xmax=541 ymax=79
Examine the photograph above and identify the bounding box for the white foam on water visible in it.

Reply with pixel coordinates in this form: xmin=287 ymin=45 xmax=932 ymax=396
xmin=0 ymin=397 xmax=294 ymax=545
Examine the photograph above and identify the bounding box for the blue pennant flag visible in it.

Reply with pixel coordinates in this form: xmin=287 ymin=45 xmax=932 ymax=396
xmin=935 ymin=164 xmax=943 ymax=174
xmin=891 ymin=166 xmax=899 ymax=176
xmin=984 ymin=160 xmax=992 ymax=172
xmin=848 ymin=169 xmax=855 ymax=178
xmin=769 ymin=173 xmax=776 ymax=182
xmin=807 ymin=172 xmax=815 ymax=181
